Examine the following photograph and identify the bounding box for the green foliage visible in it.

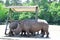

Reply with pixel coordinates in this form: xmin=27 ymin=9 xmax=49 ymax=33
xmin=48 ymin=2 xmax=60 ymax=24
xmin=38 ymin=2 xmax=60 ymax=24
xmin=11 ymin=12 xmax=20 ymax=20
xmin=0 ymin=3 xmax=8 ymax=22
xmin=38 ymin=0 xmax=50 ymax=22
xmin=19 ymin=12 xmax=35 ymax=20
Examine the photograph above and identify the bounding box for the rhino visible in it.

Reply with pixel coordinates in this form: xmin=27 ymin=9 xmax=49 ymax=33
xmin=8 ymin=20 xmax=29 ymax=36
xmin=13 ymin=19 xmax=49 ymax=38
xmin=8 ymin=20 xmax=19 ymax=36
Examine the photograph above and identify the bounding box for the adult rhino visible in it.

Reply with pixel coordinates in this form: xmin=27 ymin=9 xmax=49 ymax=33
xmin=13 ymin=19 xmax=49 ymax=38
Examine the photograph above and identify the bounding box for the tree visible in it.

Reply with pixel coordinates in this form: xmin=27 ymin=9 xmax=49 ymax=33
xmin=0 ymin=0 xmax=4 ymax=4
xmin=54 ymin=0 xmax=56 ymax=1
xmin=48 ymin=0 xmax=52 ymax=3
xmin=5 ymin=0 xmax=10 ymax=6
xmin=32 ymin=0 xmax=41 ymax=5
xmin=10 ymin=0 xmax=22 ymax=6
xmin=26 ymin=0 xmax=30 ymax=3
xmin=59 ymin=0 xmax=60 ymax=2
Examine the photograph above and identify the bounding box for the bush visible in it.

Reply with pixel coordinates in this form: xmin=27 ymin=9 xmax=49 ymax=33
xmin=19 ymin=12 xmax=35 ymax=20
xmin=0 ymin=3 xmax=8 ymax=22
xmin=48 ymin=2 xmax=60 ymax=24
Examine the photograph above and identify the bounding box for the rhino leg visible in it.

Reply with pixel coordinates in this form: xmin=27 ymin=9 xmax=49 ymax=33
xmin=41 ymin=29 xmax=44 ymax=34
xmin=21 ymin=31 xmax=26 ymax=36
xmin=45 ymin=30 xmax=49 ymax=38
xmin=26 ymin=30 xmax=30 ymax=37
xmin=23 ymin=32 xmax=26 ymax=36
xmin=8 ymin=30 xmax=14 ymax=36
xmin=40 ymin=29 xmax=45 ymax=37
xmin=21 ymin=31 xmax=23 ymax=36
xmin=30 ymin=32 xmax=36 ymax=36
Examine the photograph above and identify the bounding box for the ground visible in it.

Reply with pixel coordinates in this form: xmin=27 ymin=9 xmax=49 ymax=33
xmin=0 ymin=25 xmax=60 ymax=40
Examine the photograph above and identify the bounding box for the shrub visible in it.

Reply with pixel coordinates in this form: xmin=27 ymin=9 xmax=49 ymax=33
xmin=0 ymin=3 xmax=8 ymax=22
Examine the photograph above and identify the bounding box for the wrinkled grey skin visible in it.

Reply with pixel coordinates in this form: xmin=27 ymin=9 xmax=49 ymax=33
xmin=8 ymin=20 xmax=28 ymax=36
xmin=8 ymin=20 xmax=19 ymax=36
xmin=13 ymin=19 xmax=49 ymax=38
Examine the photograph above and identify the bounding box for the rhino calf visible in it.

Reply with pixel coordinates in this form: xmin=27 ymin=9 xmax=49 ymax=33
xmin=8 ymin=20 xmax=27 ymax=36
xmin=8 ymin=20 xmax=19 ymax=36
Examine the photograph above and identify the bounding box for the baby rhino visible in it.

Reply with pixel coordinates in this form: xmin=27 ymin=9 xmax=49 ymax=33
xmin=8 ymin=20 xmax=27 ymax=36
xmin=8 ymin=20 xmax=19 ymax=36
xmin=13 ymin=19 xmax=49 ymax=38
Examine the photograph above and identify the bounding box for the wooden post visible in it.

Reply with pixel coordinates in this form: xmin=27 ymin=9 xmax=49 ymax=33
xmin=5 ymin=8 xmax=10 ymax=35
xmin=35 ymin=6 xmax=38 ymax=21
xmin=9 ymin=8 xmax=13 ymax=21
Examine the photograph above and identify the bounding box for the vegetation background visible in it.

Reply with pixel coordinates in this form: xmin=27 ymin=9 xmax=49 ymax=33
xmin=0 ymin=0 xmax=60 ymax=25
